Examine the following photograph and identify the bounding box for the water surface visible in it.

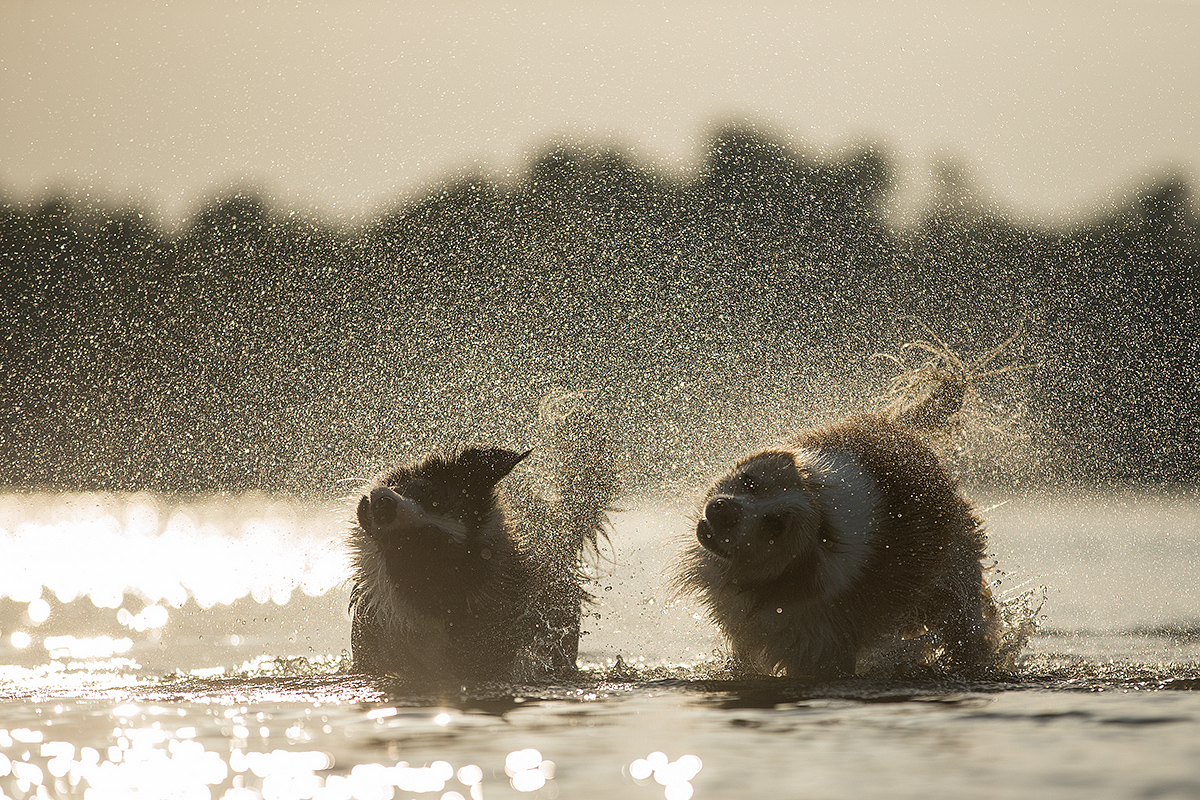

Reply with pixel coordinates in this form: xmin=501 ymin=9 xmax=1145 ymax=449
xmin=1 ymin=491 xmax=1198 ymax=799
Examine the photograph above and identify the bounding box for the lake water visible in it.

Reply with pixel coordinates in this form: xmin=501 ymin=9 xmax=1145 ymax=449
xmin=1 ymin=490 xmax=1199 ymax=799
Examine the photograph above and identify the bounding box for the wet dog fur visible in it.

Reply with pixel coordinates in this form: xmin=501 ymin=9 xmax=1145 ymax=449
xmin=348 ymin=409 xmax=614 ymax=683
xmin=675 ymin=412 xmax=1002 ymax=679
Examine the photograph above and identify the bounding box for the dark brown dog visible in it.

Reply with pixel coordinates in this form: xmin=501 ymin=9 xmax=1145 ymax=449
xmin=675 ymin=412 xmax=1002 ymax=679
xmin=348 ymin=406 xmax=614 ymax=682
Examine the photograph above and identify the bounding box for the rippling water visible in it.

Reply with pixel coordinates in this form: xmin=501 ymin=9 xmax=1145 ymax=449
xmin=1 ymin=491 xmax=1198 ymax=799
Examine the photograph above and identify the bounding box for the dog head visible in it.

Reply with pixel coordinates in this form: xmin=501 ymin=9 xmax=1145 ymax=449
xmin=696 ymin=449 xmax=825 ymax=584
xmin=357 ymin=446 xmax=532 ymax=549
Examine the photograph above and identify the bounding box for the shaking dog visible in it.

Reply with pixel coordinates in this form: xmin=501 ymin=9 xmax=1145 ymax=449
xmin=675 ymin=411 xmax=1003 ymax=679
xmin=347 ymin=401 xmax=615 ymax=682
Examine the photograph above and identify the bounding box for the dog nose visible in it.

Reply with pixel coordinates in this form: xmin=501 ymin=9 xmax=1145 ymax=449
xmin=369 ymin=487 xmax=398 ymax=526
xmin=704 ymin=497 xmax=743 ymax=532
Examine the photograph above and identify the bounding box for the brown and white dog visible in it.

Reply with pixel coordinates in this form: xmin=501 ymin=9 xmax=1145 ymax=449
xmin=347 ymin=404 xmax=615 ymax=682
xmin=675 ymin=412 xmax=1002 ymax=679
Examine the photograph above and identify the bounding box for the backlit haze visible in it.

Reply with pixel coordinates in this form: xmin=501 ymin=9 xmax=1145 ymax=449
xmin=2 ymin=1 xmax=1197 ymax=226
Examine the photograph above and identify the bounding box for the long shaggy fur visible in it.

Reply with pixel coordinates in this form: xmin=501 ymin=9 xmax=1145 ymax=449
xmin=675 ymin=412 xmax=1003 ymax=679
xmin=347 ymin=401 xmax=615 ymax=683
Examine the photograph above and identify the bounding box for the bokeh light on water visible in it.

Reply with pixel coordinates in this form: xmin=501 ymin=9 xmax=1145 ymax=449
xmin=0 ymin=492 xmax=346 ymax=610
xmin=0 ymin=492 xmax=350 ymax=674
xmin=0 ymin=714 xmax=533 ymax=799
xmin=504 ymin=747 xmax=555 ymax=793
xmin=629 ymin=751 xmax=703 ymax=800
xmin=0 ymin=694 xmax=622 ymax=799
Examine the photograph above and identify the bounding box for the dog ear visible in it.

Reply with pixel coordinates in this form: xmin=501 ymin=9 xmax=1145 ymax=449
xmin=455 ymin=447 xmax=533 ymax=489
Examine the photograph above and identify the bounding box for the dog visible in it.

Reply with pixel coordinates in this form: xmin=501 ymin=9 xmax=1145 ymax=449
xmin=346 ymin=399 xmax=614 ymax=683
xmin=674 ymin=411 xmax=1003 ymax=679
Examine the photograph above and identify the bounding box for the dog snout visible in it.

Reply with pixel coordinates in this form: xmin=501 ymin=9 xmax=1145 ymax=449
xmin=368 ymin=487 xmax=399 ymax=526
xmin=697 ymin=497 xmax=742 ymax=558
xmin=704 ymin=497 xmax=743 ymax=532
xmin=696 ymin=518 xmax=732 ymax=558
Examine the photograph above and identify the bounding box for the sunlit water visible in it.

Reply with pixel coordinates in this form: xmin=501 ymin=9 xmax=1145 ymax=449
xmin=2 ymin=491 xmax=1199 ymax=799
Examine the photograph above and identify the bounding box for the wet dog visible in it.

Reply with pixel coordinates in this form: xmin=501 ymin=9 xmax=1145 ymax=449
xmin=674 ymin=412 xmax=1002 ymax=679
xmin=347 ymin=403 xmax=614 ymax=682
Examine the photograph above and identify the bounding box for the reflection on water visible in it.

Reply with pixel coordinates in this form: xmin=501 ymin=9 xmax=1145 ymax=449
xmin=1 ymin=492 xmax=1199 ymax=799
xmin=0 ymin=491 xmax=345 ymax=608
xmin=0 ymin=663 xmax=1198 ymax=798
xmin=0 ymin=493 xmax=350 ymax=674
xmin=0 ymin=704 xmax=536 ymax=799
xmin=629 ymin=751 xmax=703 ymax=800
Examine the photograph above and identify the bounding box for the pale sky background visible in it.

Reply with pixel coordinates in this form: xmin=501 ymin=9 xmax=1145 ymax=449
xmin=1 ymin=1 xmax=1197 ymax=226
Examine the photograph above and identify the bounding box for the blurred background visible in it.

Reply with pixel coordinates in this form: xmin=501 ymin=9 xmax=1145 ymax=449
xmin=2 ymin=1 xmax=1197 ymax=495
